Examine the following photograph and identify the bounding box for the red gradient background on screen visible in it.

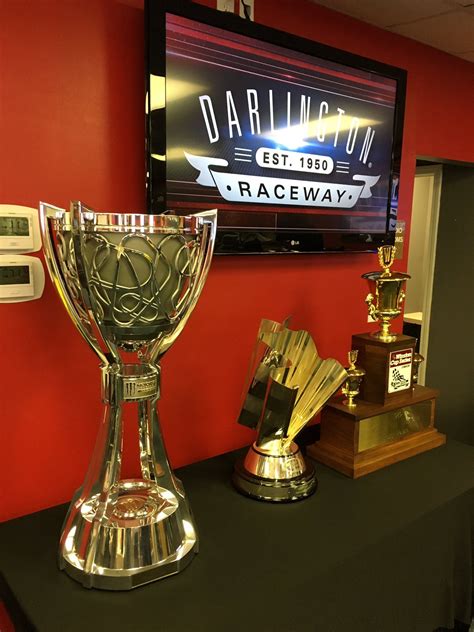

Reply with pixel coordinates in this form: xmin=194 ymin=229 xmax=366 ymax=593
xmin=0 ymin=0 xmax=473 ymax=524
xmin=159 ymin=13 xmax=397 ymax=231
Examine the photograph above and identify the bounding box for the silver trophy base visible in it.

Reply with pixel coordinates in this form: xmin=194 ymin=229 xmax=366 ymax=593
xmin=59 ymin=479 xmax=198 ymax=590
xmin=232 ymin=442 xmax=318 ymax=502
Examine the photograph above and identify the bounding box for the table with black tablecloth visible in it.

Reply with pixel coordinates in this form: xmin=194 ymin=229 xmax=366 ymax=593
xmin=1 ymin=440 xmax=473 ymax=632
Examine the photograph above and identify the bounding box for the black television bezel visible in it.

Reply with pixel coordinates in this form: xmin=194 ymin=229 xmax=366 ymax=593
xmin=146 ymin=0 xmax=407 ymax=255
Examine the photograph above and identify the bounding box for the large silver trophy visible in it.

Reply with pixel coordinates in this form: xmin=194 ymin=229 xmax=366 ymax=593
xmin=40 ymin=201 xmax=216 ymax=590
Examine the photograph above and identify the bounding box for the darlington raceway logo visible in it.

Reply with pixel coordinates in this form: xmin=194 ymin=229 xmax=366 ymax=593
xmin=185 ymin=89 xmax=382 ymax=208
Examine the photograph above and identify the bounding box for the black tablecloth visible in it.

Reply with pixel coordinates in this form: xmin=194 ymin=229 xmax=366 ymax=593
xmin=1 ymin=440 xmax=473 ymax=632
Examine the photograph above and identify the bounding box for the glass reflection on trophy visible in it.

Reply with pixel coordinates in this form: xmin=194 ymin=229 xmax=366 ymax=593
xmin=40 ymin=201 xmax=216 ymax=590
xmin=363 ymin=245 xmax=410 ymax=342
xmin=233 ymin=318 xmax=347 ymax=502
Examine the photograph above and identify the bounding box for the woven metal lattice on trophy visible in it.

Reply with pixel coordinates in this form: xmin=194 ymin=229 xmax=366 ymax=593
xmin=40 ymin=201 xmax=216 ymax=590
xmin=233 ymin=318 xmax=347 ymax=502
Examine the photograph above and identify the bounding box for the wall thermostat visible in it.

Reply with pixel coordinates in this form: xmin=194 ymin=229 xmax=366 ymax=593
xmin=0 ymin=205 xmax=42 ymax=253
xmin=0 ymin=254 xmax=45 ymax=303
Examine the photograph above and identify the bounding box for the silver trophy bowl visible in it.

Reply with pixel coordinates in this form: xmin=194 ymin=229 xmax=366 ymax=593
xmin=40 ymin=201 xmax=216 ymax=590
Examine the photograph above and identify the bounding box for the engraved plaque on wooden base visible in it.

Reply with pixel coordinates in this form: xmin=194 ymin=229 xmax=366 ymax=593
xmin=308 ymin=385 xmax=446 ymax=478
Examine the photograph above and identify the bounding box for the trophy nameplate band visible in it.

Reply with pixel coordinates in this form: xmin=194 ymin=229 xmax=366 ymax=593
xmin=101 ymin=367 xmax=160 ymax=403
xmin=123 ymin=375 xmax=158 ymax=401
xmin=358 ymin=399 xmax=432 ymax=451
xmin=387 ymin=348 xmax=413 ymax=394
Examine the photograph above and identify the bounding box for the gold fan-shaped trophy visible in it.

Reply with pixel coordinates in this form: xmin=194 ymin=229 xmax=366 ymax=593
xmin=233 ymin=318 xmax=347 ymax=501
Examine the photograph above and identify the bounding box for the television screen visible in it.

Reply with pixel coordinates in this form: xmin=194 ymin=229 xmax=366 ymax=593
xmin=146 ymin=1 xmax=406 ymax=254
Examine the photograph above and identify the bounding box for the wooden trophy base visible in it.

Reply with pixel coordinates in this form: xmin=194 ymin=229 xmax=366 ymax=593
xmin=308 ymin=386 xmax=446 ymax=478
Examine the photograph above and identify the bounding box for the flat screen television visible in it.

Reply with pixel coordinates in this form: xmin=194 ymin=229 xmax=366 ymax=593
xmin=146 ymin=0 xmax=406 ymax=255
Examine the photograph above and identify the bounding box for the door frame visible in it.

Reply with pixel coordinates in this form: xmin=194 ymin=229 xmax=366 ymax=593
xmin=412 ymin=165 xmax=442 ymax=384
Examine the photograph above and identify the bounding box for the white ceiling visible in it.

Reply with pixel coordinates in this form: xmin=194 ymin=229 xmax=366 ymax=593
xmin=310 ymin=0 xmax=474 ymax=62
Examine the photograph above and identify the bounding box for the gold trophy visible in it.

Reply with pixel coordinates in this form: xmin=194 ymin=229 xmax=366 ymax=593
xmin=341 ymin=350 xmax=365 ymax=407
xmin=363 ymin=245 xmax=410 ymax=343
xmin=233 ymin=318 xmax=346 ymax=502
xmin=413 ymin=352 xmax=425 ymax=387
xmin=309 ymin=247 xmax=446 ymax=478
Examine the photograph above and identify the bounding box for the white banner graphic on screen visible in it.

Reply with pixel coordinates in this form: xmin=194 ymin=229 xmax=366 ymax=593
xmin=185 ymin=152 xmax=380 ymax=208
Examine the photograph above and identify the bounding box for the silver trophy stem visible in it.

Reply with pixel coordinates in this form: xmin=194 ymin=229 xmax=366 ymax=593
xmin=83 ymin=404 xmax=122 ymax=576
xmin=59 ymin=364 xmax=197 ymax=590
xmin=138 ymin=398 xmax=158 ymax=483
xmin=138 ymin=397 xmax=182 ymax=496
xmin=86 ymin=387 xmax=123 ymax=509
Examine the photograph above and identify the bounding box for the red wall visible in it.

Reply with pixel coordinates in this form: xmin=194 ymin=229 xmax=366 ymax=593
xmin=1 ymin=0 xmax=473 ymax=522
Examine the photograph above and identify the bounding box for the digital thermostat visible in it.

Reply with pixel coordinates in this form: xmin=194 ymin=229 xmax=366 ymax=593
xmin=0 ymin=205 xmax=42 ymax=253
xmin=0 ymin=254 xmax=45 ymax=303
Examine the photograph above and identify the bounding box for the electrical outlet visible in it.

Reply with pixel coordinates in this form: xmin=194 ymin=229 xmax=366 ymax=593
xmin=239 ymin=0 xmax=254 ymax=20
xmin=217 ymin=0 xmax=235 ymax=12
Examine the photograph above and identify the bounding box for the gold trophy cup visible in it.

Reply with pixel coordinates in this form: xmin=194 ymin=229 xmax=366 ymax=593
xmin=363 ymin=245 xmax=410 ymax=342
xmin=341 ymin=350 xmax=365 ymax=407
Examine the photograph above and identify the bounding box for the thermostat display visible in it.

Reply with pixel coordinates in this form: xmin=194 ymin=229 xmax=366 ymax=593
xmin=0 ymin=205 xmax=42 ymax=253
xmin=0 ymin=265 xmax=30 ymax=286
xmin=0 ymin=216 xmax=30 ymax=237
xmin=0 ymin=255 xmax=44 ymax=302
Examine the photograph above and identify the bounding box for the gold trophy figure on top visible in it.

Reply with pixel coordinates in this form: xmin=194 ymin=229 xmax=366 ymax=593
xmin=363 ymin=245 xmax=410 ymax=342
xmin=341 ymin=350 xmax=365 ymax=407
